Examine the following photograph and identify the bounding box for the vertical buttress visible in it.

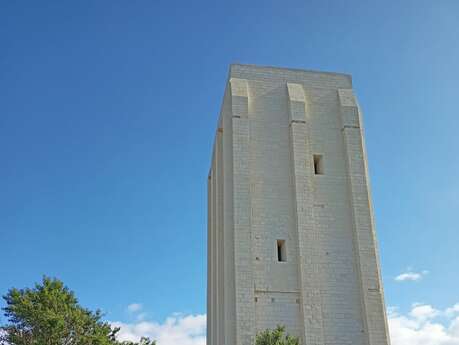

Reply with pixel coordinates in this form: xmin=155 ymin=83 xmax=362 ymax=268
xmin=338 ymin=89 xmax=391 ymax=345
xmin=230 ymin=78 xmax=256 ymax=345
xmin=287 ymin=83 xmax=325 ymax=345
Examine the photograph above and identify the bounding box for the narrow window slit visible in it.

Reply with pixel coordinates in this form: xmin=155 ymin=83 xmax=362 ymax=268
xmin=277 ymin=240 xmax=286 ymax=262
xmin=313 ymin=154 xmax=324 ymax=175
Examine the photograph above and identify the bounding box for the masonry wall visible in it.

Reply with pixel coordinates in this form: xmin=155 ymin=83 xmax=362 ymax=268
xmin=208 ymin=64 xmax=390 ymax=345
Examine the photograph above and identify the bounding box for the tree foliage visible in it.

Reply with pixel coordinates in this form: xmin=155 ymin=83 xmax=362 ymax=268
xmin=0 ymin=277 xmax=155 ymax=345
xmin=255 ymin=325 xmax=299 ymax=345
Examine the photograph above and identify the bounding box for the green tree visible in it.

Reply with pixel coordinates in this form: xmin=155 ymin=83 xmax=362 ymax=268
xmin=0 ymin=277 xmax=155 ymax=345
xmin=255 ymin=325 xmax=299 ymax=345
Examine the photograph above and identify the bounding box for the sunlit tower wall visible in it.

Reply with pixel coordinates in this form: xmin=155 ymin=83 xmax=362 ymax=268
xmin=207 ymin=64 xmax=390 ymax=345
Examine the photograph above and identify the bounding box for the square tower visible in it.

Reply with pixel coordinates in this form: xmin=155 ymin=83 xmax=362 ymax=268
xmin=207 ymin=64 xmax=390 ymax=345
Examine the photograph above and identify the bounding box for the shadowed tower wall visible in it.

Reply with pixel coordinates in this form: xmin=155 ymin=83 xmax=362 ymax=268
xmin=207 ymin=64 xmax=390 ymax=345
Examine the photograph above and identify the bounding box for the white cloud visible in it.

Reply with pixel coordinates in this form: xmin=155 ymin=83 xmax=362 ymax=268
xmin=127 ymin=303 xmax=143 ymax=313
xmin=113 ymin=303 xmax=459 ymax=345
xmin=388 ymin=303 xmax=459 ymax=345
xmin=410 ymin=304 xmax=440 ymax=321
xmin=395 ymin=270 xmax=429 ymax=282
xmin=111 ymin=313 xmax=206 ymax=345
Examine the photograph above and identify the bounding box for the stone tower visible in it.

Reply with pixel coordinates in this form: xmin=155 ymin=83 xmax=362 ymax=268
xmin=207 ymin=64 xmax=390 ymax=345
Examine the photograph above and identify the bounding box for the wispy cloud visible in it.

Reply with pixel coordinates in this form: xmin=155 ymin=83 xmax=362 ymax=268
xmin=395 ymin=270 xmax=429 ymax=282
xmin=446 ymin=304 xmax=459 ymax=318
xmin=127 ymin=303 xmax=143 ymax=313
xmin=111 ymin=313 xmax=206 ymax=345
xmin=388 ymin=303 xmax=459 ymax=345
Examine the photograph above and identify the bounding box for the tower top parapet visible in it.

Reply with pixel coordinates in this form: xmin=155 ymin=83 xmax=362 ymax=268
xmin=229 ymin=63 xmax=352 ymax=89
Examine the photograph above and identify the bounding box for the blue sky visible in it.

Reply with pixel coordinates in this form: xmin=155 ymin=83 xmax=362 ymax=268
xmin=1 ymin=1 xmax=458 ymax=344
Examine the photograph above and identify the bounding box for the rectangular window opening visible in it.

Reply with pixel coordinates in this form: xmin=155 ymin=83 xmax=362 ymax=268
xmin=277 ymin=240 xmax=287 ymax=262
xmin=313 ymin=154 xmax=324 ymax=175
